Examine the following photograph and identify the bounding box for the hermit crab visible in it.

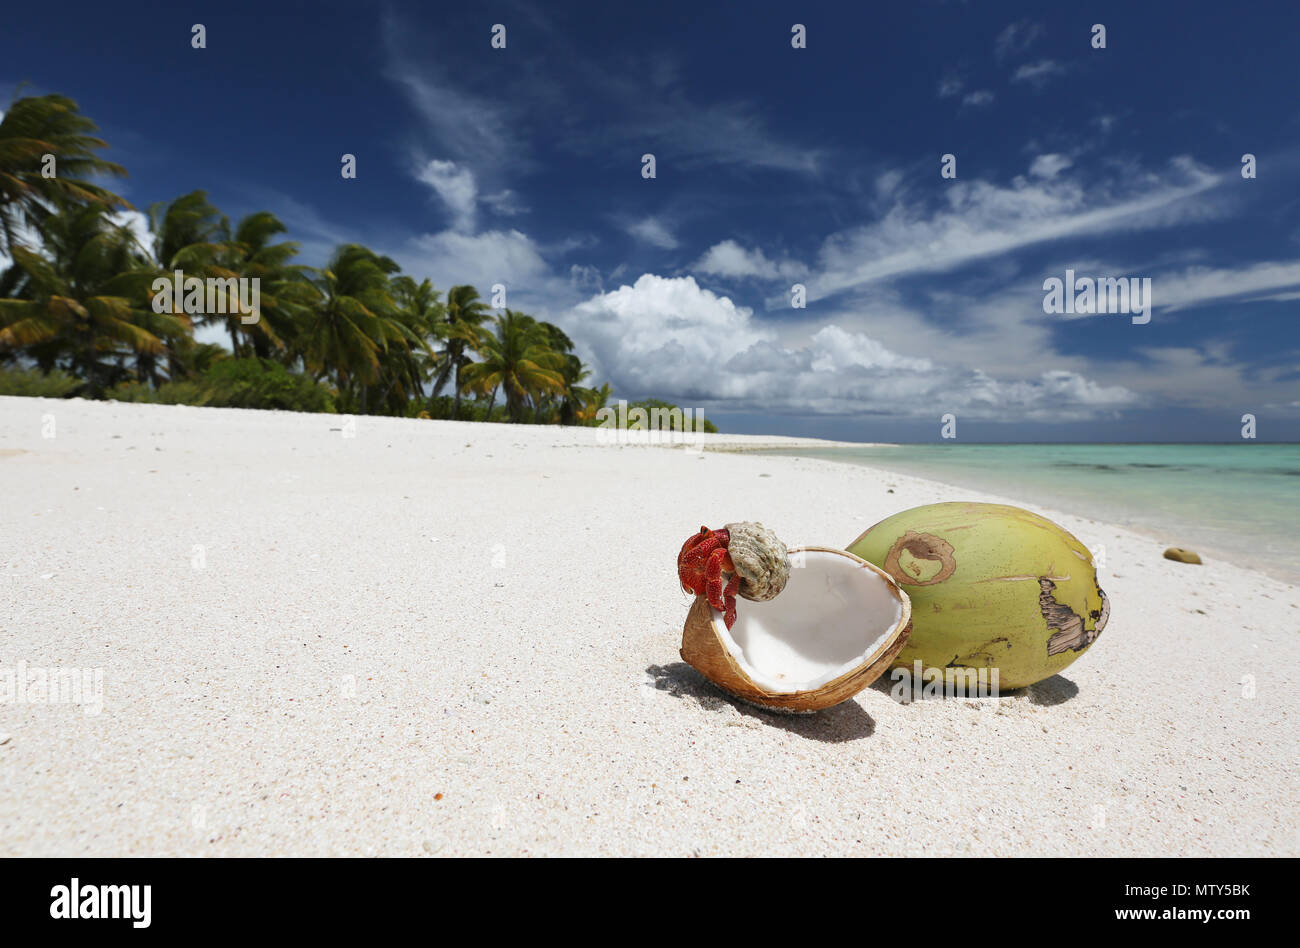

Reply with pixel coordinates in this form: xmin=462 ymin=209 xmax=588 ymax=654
xmin=677 ymin=522 xmax=791 ymax=629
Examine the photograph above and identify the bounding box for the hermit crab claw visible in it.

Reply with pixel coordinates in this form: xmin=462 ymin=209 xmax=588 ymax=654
xmin=676 ymin=521 xmax=790 ymax=629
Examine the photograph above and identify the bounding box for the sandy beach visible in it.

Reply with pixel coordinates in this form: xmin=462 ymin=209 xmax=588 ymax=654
xmin=1 ymin=395 xmax=1296 ymax=857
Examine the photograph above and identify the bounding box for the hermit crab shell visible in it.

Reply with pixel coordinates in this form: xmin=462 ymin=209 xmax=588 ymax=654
xmin=724 ymin=521 xmax=790 ymax=602
xmin=681 ymin=546 xmax=913 ymax=713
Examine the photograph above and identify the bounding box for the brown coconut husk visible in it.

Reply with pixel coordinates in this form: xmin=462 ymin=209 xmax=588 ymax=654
xmin=680 ymin=546 xmax=913 ymax=713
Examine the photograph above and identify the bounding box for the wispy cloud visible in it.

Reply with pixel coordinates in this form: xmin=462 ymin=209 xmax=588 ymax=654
xmin=625 ymin=216 xmax=679 ymax=249
xmin=798 ymin=157 xmax=1222 ymax=303
xmin=1029 ymin=154 xmax=1074 ymax=179
xmin=1012 ymin=59 xmax=1067 ymax=89
xmin=384 ymin=60 xmax=523 ymax=177
xmin=937 ymin=77 xmax=964 ymax=99
xmin=416 ymin=159 xmax=478 ymax=231
xmin=1154 ymin=260 xmax=1300 ymax=312
xmin=996 ymin=20 xmax=1044 ymax=60
xmin=381 ymin=9 xmax=823 ymax=178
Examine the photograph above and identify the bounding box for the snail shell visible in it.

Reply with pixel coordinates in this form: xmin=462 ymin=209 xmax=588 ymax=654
xmin=725 ymin=521 xmax=790 ymax=602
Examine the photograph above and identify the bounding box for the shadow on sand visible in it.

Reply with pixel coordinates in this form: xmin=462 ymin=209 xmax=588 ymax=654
xmin=644 ymin=662 xmax=876 ymax=743
xmin=865 ymin=670 xmax=1080 ymax=705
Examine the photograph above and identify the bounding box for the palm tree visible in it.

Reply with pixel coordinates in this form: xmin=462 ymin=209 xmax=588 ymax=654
xmin=579 ymin=382 xmax=613 ymax=425
xmin=149 ymin=190 xmax=229 ymax=272
xmin=459 ymin=310 xmax=566 ymax=423
xmin=222 ymin=211 xmax=317 ymax=360
xmin=530 ymin=319 xmax=587 ymax=423
xmin=434 ymin=284 xmax=490 ymax=418
xmin=382 ymin=275 xmax=443 ymax=413
xmin=146 ymin=191 xmax=236 ymax=369
xmin=302 ymin=244 xmax=401 ymax=409
xmin=0 ymin=93 xmax=130 ymax=259
xmin=0 ymin=203 xmax=188 ymax=394
xmin=169 ymin=335 xmax=229 ymax=377
xmin=555 ymin=353 xmax=597 ymax=426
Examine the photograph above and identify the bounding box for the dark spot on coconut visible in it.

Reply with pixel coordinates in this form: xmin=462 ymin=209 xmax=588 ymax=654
xmin=883 ymin=530 xmax=956 ymax=587
xmin=1040 ymin=578 xmax=1103 ymax=655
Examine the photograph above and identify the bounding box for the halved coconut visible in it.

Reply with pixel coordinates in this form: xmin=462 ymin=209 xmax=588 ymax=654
xmin=680 ymin=546 xmax=912 ymax=713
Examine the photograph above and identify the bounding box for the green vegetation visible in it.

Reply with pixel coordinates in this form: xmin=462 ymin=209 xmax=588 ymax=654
xmin=104 ymin=358 xmax=336 ymax=412
xmin=618 ymin=399 xmax=719 ymax=433
xmin=0 ymin=365 xmax=81 ymax=397
xmin=0 ymin=92 xmax=714 ymax=430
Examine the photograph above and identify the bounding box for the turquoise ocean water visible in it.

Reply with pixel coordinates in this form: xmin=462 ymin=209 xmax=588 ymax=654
xmin=755 ymin=444 xmax=1300 ymax=585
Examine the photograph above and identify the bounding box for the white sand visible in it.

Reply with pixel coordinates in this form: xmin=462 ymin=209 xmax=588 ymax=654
xmin=1 ymin=396 xmax=1296 ymax=856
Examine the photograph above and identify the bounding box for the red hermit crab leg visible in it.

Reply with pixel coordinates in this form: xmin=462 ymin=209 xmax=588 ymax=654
xmin=721 ymin=574 xmax=740 ymax=629
xmin=702 ymin=544 xmax=735 ymax=618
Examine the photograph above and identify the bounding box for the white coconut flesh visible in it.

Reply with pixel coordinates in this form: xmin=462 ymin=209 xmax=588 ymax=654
xmin=713 ymin=549 xmax=902 ymax=693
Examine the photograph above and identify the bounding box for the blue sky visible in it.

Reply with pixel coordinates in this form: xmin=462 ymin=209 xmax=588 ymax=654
xmin=4 ymin=0 xmax=1299 ymax=440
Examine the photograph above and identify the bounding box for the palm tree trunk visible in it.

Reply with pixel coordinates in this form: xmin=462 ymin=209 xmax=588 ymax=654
xmin=452 ymin=360 xmax=464 ymax=419
xmin=485 ymin=383 xmax=499 ymax=420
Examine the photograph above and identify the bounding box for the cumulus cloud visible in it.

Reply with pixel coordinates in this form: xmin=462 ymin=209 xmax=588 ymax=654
xmin=565 ymin=274 xmax=1134 ymax=420
xmin=693 ymin=239 xmax=806 ymax=281
xmin=406 ymin=228 xmax=547 ymax=292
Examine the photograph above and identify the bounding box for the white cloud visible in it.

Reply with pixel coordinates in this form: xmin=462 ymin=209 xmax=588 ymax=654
xmin=569 ymin=264 xmax=604 ymax=294
xmin=693 ymin=239 xmax=806 ymax=281
xmin=1029 ymin=154 xmax=1074 ymax=179
xmin=482 ymin=189 xmax=526 ymax=216
xmin=1012 ymin=60 xmax=1066 ymax=88
xmin=406 ymin=228 xmax=548 ymax=293
xmin=937 ymin=77 xmax=963 ymax=99
xmin=962 ymin=90 xmax=995 ymax=108
xmin=1093 ymin=114 xmax=1117 ymax=134
xmin=109 ymin=209 xmax=154 ymax=255
xmin=383 ymin=54 xmax=520 ymax=175
xmin=625 ymin=216 xmax=678 ymax=249
xmin=1153 ymin=260 xmax=1300 ymax=312
xmin=797 ymin=157 xmax=1221 ymax=303
xmin=382 ymin=13 xmax=820 ymax=177
xmin=996 ymin=21 xmax=1044 ymax=60
xmin=416 ymin=159 xmax=478 ymax=231
xmin=565 ymin=274 xmax=1134 ymax=420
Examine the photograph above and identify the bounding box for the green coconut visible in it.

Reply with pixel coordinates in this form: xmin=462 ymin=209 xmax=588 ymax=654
xmin=846 ymin=502 xmax=1108 ymax=689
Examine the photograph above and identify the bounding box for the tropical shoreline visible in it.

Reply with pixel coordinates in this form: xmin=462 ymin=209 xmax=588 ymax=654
xmin=2 ymin=396 xmax=1297 ymax=856
xmin=746 ymin=443 xmax=1300 ymax=586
